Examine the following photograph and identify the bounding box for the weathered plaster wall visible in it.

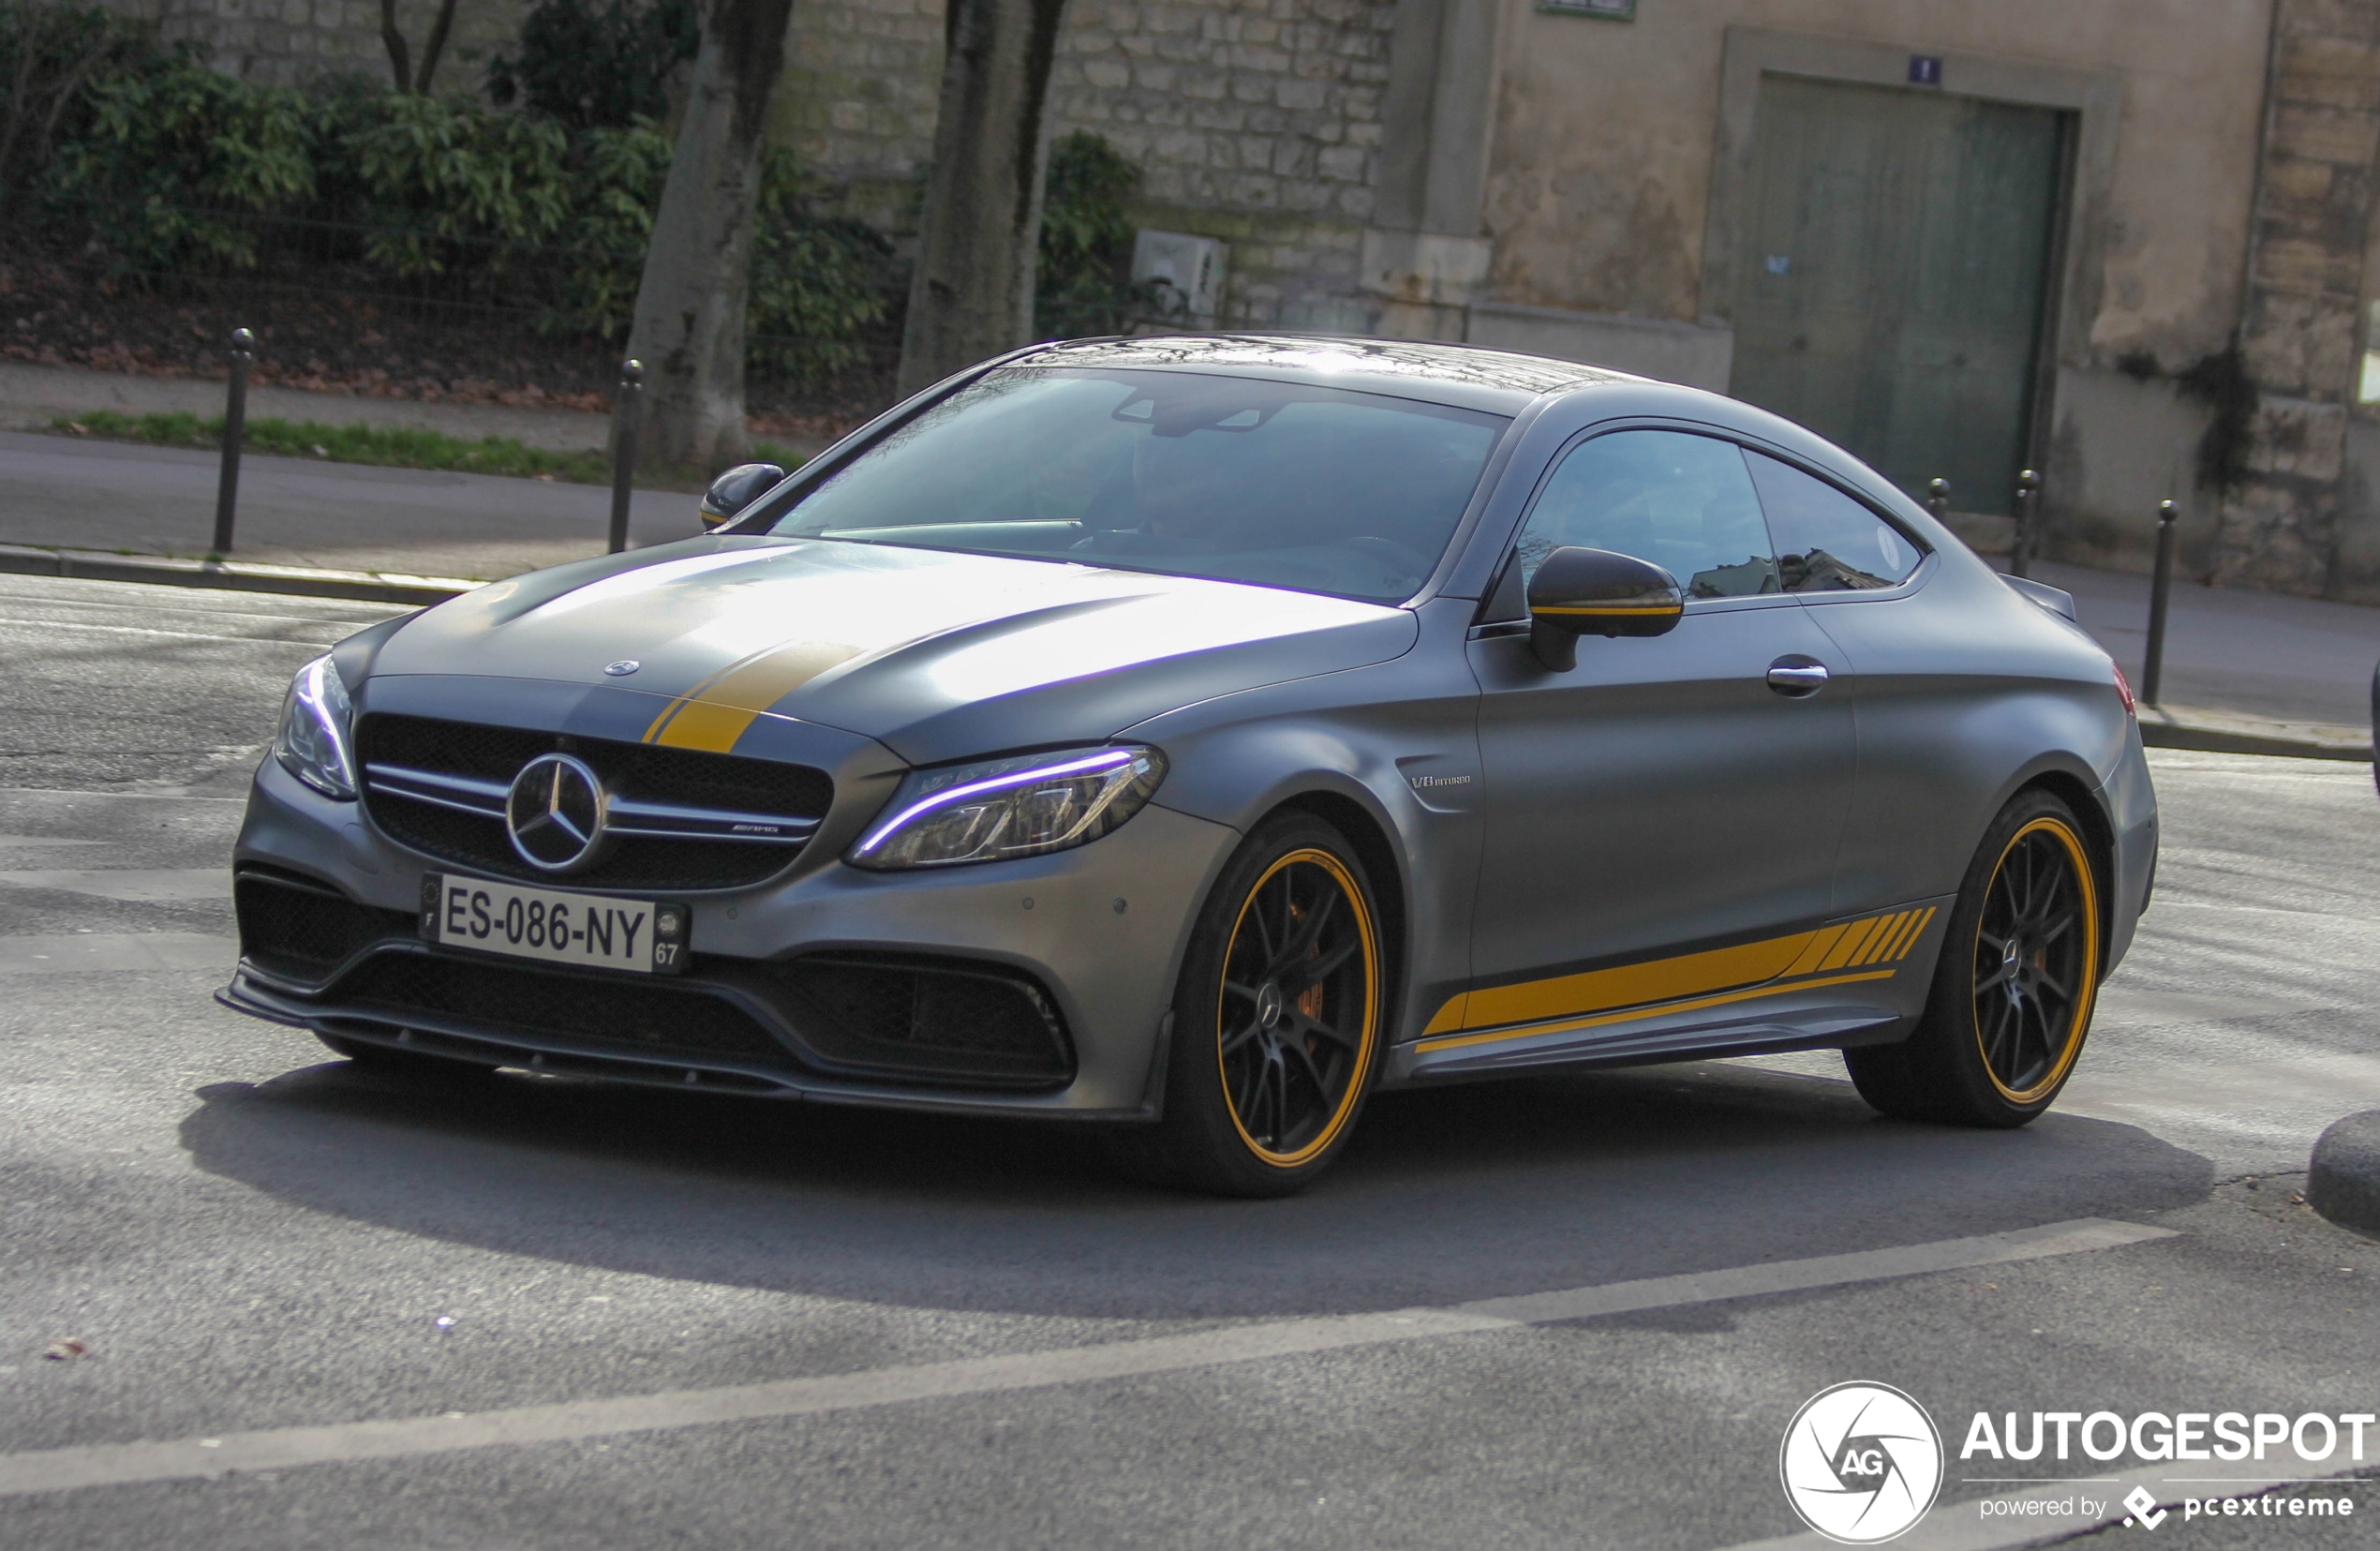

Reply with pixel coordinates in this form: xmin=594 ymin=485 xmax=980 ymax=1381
xmin=1481 ymin=0 xmax=2276 ymax=573
xmin=1484 ymin=0 xmax=2271 ymax=358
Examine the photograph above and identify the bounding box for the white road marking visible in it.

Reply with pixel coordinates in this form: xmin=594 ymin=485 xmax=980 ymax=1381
xmin=0 ymin=933 xmax=233 ymax=975
xmin=0 ymin=1217 xmax=2174 ymax=1499
xmin=0 ymin=869 xmax=230 ymax=902
xmin=0 ymin=619 xmax=334 ymax=646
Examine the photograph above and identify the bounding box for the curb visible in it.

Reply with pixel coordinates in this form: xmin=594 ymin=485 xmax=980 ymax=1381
xmin=2136 ymin=704 xmax=2370 ymax=763
xmin=2308 ymin=1111 xmax=2380 ymax=1237
xmin=0 ymin=544 xmax=476 ymax=607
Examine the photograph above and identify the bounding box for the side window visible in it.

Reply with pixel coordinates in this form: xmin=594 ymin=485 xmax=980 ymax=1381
xmin=1745 ymin=452 xmax=1924 ymax=591
xmin=1513 ymin=430 xmax=1779 ymax=601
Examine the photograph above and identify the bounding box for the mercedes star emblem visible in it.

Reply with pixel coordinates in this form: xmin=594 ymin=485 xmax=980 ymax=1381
xmin=603 ymin=660 xmax=641 ymax=677
xmin=505 ymin=753 xmax=609 ymax=872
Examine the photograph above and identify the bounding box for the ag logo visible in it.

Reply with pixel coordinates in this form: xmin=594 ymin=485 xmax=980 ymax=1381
xmin=1779 ymin=1381 xmax=1943 ymax=1544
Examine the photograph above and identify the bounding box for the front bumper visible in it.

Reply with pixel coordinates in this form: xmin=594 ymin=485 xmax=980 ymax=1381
xmin=227 ymin=753 xmax=1240 ymax=1118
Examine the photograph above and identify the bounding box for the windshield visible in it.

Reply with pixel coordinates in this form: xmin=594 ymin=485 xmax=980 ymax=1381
xmin=764 ymin=367 xmax=1509 ymax=604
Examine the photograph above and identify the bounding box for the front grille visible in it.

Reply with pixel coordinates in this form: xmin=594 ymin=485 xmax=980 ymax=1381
xmin=355 ymin=713 xmax=833 ymax=891
xmin=335 ymin=952 xmax=794 ymax=1065
xmin=288 ymin=944 xmax=1078 ymax=1092
xmin=236 ymin=867 xmax=415 ymax=983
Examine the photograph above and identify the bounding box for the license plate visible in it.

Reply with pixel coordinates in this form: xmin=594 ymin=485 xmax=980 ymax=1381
xmin=419 ymin=873 xmax=689 ymax=976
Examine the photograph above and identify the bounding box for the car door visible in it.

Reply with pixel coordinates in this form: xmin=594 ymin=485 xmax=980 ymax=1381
xmin=1737 ymin=447 xmax=1950 ymax=919
xmin=1455 ymin=427 xmax=1857 ymax=1036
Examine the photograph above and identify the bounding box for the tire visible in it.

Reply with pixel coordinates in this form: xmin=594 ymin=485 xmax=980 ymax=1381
xmin=1844 ymin=790 xmax=2105 ymax=1127
xmin=1131 ymin=813 xmax=1389 ymax=1198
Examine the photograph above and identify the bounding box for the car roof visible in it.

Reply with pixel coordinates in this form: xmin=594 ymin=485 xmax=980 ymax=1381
xmin=1011 ymin=334 xmax=1643 ymax=415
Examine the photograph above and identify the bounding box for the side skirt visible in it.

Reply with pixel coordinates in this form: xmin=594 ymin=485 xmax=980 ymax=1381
xmin=1385 ymin=896 xmax=1953 ymax=1085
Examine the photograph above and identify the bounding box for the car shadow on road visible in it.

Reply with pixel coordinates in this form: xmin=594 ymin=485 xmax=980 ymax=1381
xmin=179 ymin=1051 xmax=2210 ymax=1320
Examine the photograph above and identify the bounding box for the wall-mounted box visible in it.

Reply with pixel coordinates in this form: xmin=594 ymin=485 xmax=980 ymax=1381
xmin=1131 ymin=231 xmax=1229 ymax=325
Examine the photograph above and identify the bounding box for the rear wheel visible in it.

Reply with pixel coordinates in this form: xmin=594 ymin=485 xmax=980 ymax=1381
xmin=1133 ymin=814 xmax=1386 ymax=1198
xmin=1844 ymin=791 xmax=2103 ymax=1126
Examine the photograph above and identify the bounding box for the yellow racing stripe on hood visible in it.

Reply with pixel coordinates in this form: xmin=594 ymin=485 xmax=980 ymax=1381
xmin=642 ymin=640 xmax=863 ymax=753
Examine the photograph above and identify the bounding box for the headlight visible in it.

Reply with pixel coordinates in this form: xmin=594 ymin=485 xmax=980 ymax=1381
xmin=848 ymin=746 xmax=1167 ymax=871
xmin=274 ymin=655 xmax=358 ymax=799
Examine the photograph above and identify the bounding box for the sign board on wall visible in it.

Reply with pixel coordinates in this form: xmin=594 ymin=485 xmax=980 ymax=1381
xmin=1539 ymin=0 xmax=1635 ymax=17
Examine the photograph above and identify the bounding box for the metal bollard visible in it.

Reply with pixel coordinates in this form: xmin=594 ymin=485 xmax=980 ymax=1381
xmin=608 ymin=358 xmax=644 ymax=556
xmin=1926 ymin=477 xmax=1951 ymax=524
xmin=2011 ymin=468 xmax=2041 ymax=579
xmin=2142 ymin=499 xmax=2179 ymax=707
xmin=211 ymin=327 xmax=254 ymax=556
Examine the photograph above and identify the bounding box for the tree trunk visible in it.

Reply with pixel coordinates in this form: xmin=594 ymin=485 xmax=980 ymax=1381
xmin=624 ymin=0 xmax=798 ymax=473
xmin=378 ymin=0 xmax=414 ymax=92
xmin=895 ymin=0 xmax=1074 ymax=397
xmin=413 ymin=0 xmax=464 ymax=93
xmin=378 ymin=0 xmax=464 ymax=93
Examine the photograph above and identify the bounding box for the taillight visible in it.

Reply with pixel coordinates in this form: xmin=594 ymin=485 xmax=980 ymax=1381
xmin=2111 ymin=661 xmax=2137 ymax=717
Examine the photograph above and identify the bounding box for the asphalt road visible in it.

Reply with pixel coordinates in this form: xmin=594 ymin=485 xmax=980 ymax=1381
xmin=0 ymin=573 xmax=2375 ymax=1550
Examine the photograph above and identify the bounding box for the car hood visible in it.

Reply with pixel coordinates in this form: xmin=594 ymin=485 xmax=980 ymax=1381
xmin=366 ymin=537 xmax=1417 ymax=763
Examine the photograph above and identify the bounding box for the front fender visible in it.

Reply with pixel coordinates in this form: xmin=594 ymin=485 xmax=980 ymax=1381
xmin=1124 ymin=599 xmax=1481 ymax=1045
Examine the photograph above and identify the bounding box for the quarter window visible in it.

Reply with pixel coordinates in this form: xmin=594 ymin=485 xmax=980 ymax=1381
xmin=1744 ymin=452 xmax=1923 ymax=591
xmin=1512 ymin=429 xmax=1780 ymax=600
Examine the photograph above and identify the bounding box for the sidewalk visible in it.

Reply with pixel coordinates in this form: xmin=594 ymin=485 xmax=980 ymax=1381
xmin=0 ymin=361 xmax=619 ymax=454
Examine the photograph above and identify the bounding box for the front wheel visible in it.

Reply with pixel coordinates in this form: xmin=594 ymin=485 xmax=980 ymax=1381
xmin=1132 ymin=813 xmax=1387 ymax=1198
xmin=1844 ymin=790 xmax=2104 ymax=1126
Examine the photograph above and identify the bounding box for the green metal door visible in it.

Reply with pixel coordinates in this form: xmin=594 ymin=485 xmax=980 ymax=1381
xmin=1730 ymin=75 xmax=2065 ymax=516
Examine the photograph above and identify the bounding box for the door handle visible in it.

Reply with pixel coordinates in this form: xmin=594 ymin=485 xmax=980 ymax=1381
xmin=1766 ymin=659 xmax=1830 ymax=697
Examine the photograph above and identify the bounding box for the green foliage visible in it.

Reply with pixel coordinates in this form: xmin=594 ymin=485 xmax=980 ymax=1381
xmin=747 ymin=150 xmax=895 ymax=379
xmin=486 ymin=0 xmax=699 ymax=133
xmin=20 ymin=2 xmax=899 ymax=392
xmin=56 ymin=50 xmax=315 ymax=269
xmin=1037 ymin=130 xmax=1159 ymax=340
xmin=60 ymin=409 xmax=808 ymax=487
xmin=339 ymin=92 xmax=572 ymax=277
xmin=551 ymin=118 xmax=675 ymax=336
xmin=0 ymin=0 xmax=160 ymax=199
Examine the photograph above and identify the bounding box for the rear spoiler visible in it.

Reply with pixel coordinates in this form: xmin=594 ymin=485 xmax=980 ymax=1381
xmin=2001 ymin=574 xmax=2077 ymax=621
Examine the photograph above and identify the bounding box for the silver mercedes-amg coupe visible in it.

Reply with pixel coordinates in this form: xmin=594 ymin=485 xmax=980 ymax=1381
xmin=225 ymin=336 xmax=2157 ymax=1196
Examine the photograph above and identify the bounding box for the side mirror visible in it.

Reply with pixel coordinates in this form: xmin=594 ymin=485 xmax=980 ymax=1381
xmin=1526 ymin=545 xmax=1684 ymax=671
xmin=699 ymin=462 xmax=786 ymax=529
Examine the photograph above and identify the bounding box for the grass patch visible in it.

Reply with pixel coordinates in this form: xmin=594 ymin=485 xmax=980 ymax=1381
xmin=51 ymin=410 xmax=807 ymax=490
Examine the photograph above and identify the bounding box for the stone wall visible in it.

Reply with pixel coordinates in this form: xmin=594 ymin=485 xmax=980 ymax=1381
xmin=151 ymin=0 xmax=528 ymax=89
xmin=2217 ymin=0 xmax=2380 ymax=597
xmin=768 ymin=0 xmax=1401 ymax=329
xmin=1050 ymin=0 xmax=1397 ymax=329
xmin=769 ymin=0 xmax=945 ymax=224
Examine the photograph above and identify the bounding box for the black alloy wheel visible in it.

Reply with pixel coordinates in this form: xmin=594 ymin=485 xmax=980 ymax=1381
xmin=1971 ymin=816 xmax=2097 ymax=1102
xmin=1132 ymin=813 xmax=1385 ymax=1197
xmin=1217 ymin=847 xmax=1376 ymax=1162
xmin=1844 ymin=791 xmax=2103 ymax=1126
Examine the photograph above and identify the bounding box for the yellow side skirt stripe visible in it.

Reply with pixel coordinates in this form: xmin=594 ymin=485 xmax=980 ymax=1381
xmin=1416 ymin=904 xmax=1942 ymax=1051
xmin=1413 ymin=968 xmax=1901 ymax=1055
